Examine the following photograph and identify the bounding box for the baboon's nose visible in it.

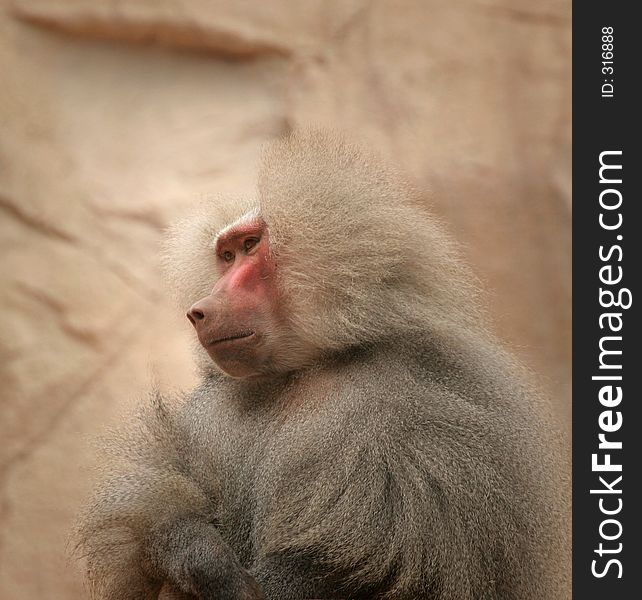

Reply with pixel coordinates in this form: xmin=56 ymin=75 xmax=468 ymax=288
xmin=186 ymin=304 xmax=206 ymax=327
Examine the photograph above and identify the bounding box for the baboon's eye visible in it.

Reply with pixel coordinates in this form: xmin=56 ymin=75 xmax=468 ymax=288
xmin=244 ymin=238 xmax=259 ymax=252
xmin=222 ymin=250 xmax=235 ymax=263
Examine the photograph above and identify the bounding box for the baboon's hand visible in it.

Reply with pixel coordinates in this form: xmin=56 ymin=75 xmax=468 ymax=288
xmin=147 ymin=518 xmax=265 ymax=600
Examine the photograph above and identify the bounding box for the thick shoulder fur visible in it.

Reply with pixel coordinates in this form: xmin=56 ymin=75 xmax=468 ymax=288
xmin=248 ymin=333 xmax=567 ymax=599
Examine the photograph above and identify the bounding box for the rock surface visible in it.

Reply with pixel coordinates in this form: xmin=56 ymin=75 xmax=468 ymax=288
xmin=0 ymin=0 xmax=570 ymax=597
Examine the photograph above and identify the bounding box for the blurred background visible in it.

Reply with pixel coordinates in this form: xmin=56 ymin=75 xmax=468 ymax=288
xmin=0 ymin=0 xmax=570 ymax=597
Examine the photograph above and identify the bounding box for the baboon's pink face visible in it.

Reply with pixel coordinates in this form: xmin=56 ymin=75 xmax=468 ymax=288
xmin=186 ymin=219 xmax=283 ymax=378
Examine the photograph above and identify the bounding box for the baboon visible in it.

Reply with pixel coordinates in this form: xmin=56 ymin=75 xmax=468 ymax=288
xmin=76 ymin=130 xmax=569 ymax=599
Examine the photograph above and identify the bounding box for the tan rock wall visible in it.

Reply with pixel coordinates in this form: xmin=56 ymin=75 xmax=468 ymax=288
xmin=0 ymin=0 xmax=570 ymax=597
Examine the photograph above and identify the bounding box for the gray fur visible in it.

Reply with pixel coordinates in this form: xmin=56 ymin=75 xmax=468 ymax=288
xmin=75 ymin=130 xmax=569 ymax=599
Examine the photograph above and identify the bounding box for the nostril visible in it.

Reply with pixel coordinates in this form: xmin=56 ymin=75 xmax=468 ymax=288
xmin=187 ymin=308 xmax=205 ymax=325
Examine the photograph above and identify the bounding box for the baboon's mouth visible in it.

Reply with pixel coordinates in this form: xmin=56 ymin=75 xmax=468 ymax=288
xmin=209 ymin=331 xmax=255 ymax=346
